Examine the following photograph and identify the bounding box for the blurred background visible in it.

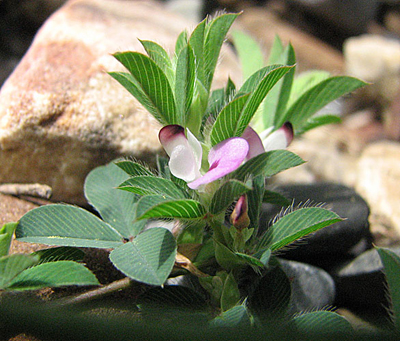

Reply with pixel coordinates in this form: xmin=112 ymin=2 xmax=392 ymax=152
xmin=1 ymin=0 xmax=400 ymax=86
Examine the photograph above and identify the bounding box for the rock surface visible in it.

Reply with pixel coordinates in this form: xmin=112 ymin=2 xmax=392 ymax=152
xmin=0 ymin=0 xmax=240 ymax=205
xmin=279 ymin=259 xmax=336 ymax=315
xmin=333 ymin=247 xmax=400 ymax=313
xmin=235 ymin=6 xmax=345 ymax=73
xmin=356 ymin=141 xmax=400 ymax=238
xmin=344 ymin=34 xmax=400 ymax=104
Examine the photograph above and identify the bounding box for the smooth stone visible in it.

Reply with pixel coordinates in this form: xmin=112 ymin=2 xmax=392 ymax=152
xmin=279 ymin=259 xmax=336 ymax=315
xmin=259 ymin=183 xmax=372 ymax=270
xmin=333 ymin=247 xmax=400 ymax=313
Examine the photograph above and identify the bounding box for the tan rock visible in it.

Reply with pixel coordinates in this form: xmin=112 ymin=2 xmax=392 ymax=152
xmin=235 ymin=6 xmax=345 ymax=74
xmin=0 ymin=0 xmax=240 ymax=205
xmin=356 ymin=141 xmax=400 ymax=237
xmin=344 ymin=34 xmax=400 ymax=103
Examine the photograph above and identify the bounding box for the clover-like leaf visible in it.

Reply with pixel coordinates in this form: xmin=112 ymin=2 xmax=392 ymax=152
xmin=293 ymin=310 xmax=354 ymax=335
xmin=17 ymin=205 xmax=124 ymax=248
xmin=6 ymin=261 xmax=99 ymax=291
xmin=0 ymin=254 xmax=39 ymax=289
xmin=85 ymin=161 xmax=141 ymax=238
xmin=110 ymin=228 xmax=176 ymax=286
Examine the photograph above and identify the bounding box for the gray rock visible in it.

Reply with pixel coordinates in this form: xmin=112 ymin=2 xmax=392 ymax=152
xmin=333 ymin=247 xmax=400 ymax=312
xmin=279 ymin=259 xmax=336 ymax=315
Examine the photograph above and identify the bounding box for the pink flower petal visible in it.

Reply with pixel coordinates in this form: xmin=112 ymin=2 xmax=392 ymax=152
xmin=188 ymin=137 xmax=249 ymax=189
xmin=241 ymin=126 xmax=265 ymax=160
xmin=159 ymin=125 xmax=202 ymax=182
xmin=262 ymin=122 xmax=294 ymax=151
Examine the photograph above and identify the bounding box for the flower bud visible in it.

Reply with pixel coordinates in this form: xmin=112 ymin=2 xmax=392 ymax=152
xmin=230 ymin=195 xmax=250 ymax=230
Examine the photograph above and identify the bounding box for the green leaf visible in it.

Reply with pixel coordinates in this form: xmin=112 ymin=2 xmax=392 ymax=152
xmin=214 ymin=240 xmax=244 ymax=271
xmin=0 ymin=222 xmax=18 ymax=257
xmin=231 ymin=150 xmax=305 ymax=181
xmin=299 ymin=114 xmax=342 ymax=134
xmin=257 ymin=207 xmax=342 ymax=252
xmin=7 ymin=261 xmax=99 ymax=290
xmin=285 ymin=76 xmax=367 ymax=130
xmin=204 ymin=88 xmax=226 ymax=125
xmin=0 ymin=254 xmax=39 ymax=289
xmin=263 ymin=190 xmax=291 ymax=207
xmin=115 ymin=160 xmax=154 ymax=177
xmin=118 ymin=176 xmax=188 ymax=199
xmin=189 ymin=19 xmax=206 ymax=85
xmin=268 ymin=36 xmax=284 ymax=64
xmin=247 ymin=175 xmax=265 ymax=234
xmin=247 ymin=264 xmax=291 ymax=322
xmin=288 ymin=70 xmax=331 ymax=108
xmin=110 ymin=228 xmax=176 ymax=286
xmin=377 ymin=247 xmax=400 ymax=330
xmin=175 ymin=30 xmax=188 ymax=56
xmin=176 ymin=221 xmax=205 ymax=245
xmin=210 ymin=180 xmax=252 ymax=215
xmin=175 ymin=44 xmax=196 ymax=126
xmin=235 ymin=252 xmax=265 ymax=268
xmin=32 ymin=247 xmax=85 ymax=263
xmin=203 ymin=13 xmax=239 ymax=91
xmin=231 ymin=30 xmax=264 ymax=82
xmin=213 ymin=65 xmax=293 ymax=142
xmin=17 ymin=204 xmax=124 ymax=248
xmin=85 ymin=162 xmax=142 ymax=238
xmin=221 ymin=272 xmax=240 ymax=312
xmin=112 ymin=52 xmax=178 ymax=125
xmin=211 ymin=304 xmax=251 ymax=328
xmin=109 ymin=71 xmax=164 ymax=124
xmin=261 ymin=43 xmax=296 ymax=129
xmin=139 ymin=39 xmax=174 ymax=86
xmin=293 ymin=311 xmax=354 ymax=335
xmin=209 ymin=93 xmax=251 ymax=146
xmin=136 ymin=196 xmax=206 ymax=221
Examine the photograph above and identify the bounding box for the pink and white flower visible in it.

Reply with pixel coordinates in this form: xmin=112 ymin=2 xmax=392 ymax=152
xmin=159 ymin=122 xmax=293 ymax=190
